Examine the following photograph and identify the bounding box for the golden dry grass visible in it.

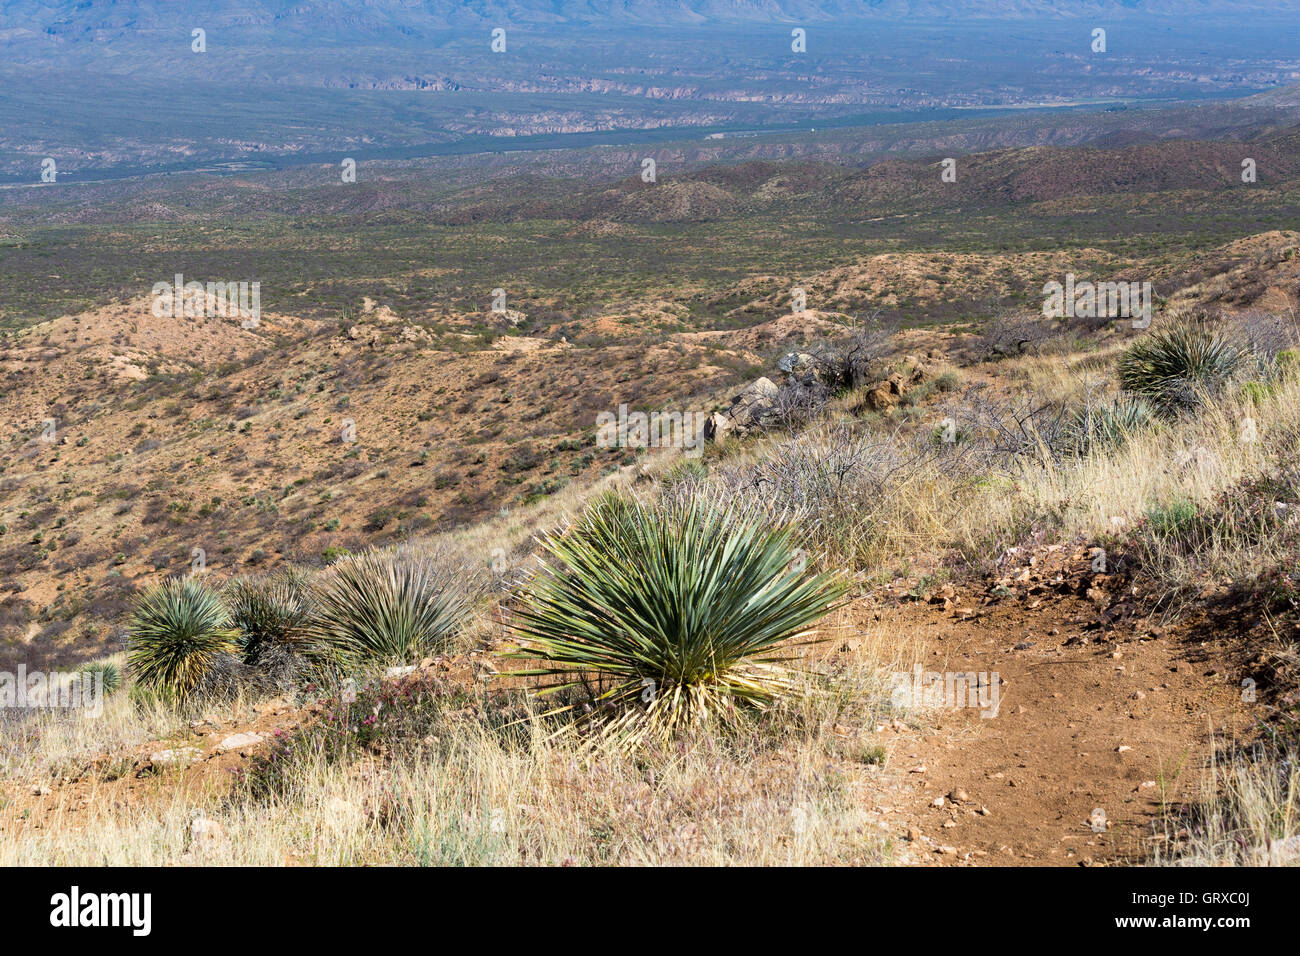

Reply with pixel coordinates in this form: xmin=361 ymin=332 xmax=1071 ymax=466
xmin=0 ymin=621 xmax=916 ymax=865
xmin=1159 ymin=742 xmax=1300 ymax=866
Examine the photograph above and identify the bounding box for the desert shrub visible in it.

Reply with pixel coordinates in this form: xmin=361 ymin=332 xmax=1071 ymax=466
xmin=306 ymin=548 xmax=483 ymax=667
xmin=976 ymin=312 xmax=1059 ymax=360
xmin=936 ymin=385 xmax=1071 ymax=472
xmin=1237 ymin=310 xmax=1300 ymax=362
xmin=740 ymin=425 xmax=909 ymax=516
xmin=242 ymin=671 xmax=490 ymax=801
xmin=712 ymin=423 xmax=931 ymax=568
xmin=770 ymin=381 xmax=832 ymax=431
xmin=126 ymin=578 xmax=240 ymax=702
xmin=507 ymin=493 xmax=848 ymax=747
xmin=501 ymin=443 xmax=544 ymax=474
xmin=660 ymin=457 xmax=707 ymax=492
xmin=1120 ymin=466 xmax=1300 ymax=603
xmin=1118 ymin=320 xmax=1248 ymax=413
xmin=1140 ymin=499 xmax=1203 ymax=544
xmin=934 ymin=370 xmax=962 ymax=392
xmin=1240 ymin=380 xmax=1274 ymax=405
xmin=803 ymin=319 xmax=893 ymax=392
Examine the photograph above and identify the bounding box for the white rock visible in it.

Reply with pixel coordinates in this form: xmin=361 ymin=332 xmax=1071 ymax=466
xmin=150 ymin=747 xmax=202 ymax=767
xmin=191 ymin=817 xmax=225 ymax=844
xmin=1268 ymin=835 xmax=1300 ymax=865
xmin=216 ymin=732 xmax=264 ymax=753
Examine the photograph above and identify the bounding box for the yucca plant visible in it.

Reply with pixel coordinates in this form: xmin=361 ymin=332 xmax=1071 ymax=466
xmin=1069 ymin=396 xmax=1156 ymax=454
xmin=306 ymin=549 xmax=479 ymax=666
xmin=225 ymin=568 xmax=314 ymax=666
xmin=1117 ymin=320 xmax=1247 ymax=412
xmin=127 ymin=577 xmax=240 ymax=702
xmin=507 ymin=494 xmax=849 ymax=748
xmin=77 ymin=661 xmax=122 ymax=696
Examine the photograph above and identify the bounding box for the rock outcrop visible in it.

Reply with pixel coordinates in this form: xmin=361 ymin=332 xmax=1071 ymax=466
xmin=704 ymin=376 xmax=781 ymax=440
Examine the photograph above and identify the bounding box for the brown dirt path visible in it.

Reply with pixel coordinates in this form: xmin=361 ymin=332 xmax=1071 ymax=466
xmin=869 ymin=545 xmax=1260 ymax=866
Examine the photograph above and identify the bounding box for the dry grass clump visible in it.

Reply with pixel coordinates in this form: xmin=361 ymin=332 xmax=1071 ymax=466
xmin=1160 ymin=743 xmax=1300 ymax=867
xmin=0 ymin=654 xmax=182 ymax=787
xmin=0 ymin=629 xmax=907 ymax=865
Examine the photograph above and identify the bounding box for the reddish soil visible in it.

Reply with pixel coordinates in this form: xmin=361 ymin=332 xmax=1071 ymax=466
xmin=873 ymin=544 xmax=1262 ymax=866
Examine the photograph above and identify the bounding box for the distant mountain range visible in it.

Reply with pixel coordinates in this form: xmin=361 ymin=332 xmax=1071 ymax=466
xmin=3 ymin=0 xmax=1296 ymax=178
xmin=0 ymin=0 xmax=1290 ymax=43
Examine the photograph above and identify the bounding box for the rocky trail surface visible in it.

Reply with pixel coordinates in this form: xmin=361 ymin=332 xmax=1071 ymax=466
xmin=869 ymin=544 xmax=1259 ymax=866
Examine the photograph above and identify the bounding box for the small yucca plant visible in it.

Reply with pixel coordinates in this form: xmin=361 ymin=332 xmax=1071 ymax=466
xmin=1069 ymin=396 xmax=1155 ymax=454
xmin=1118 ymin=320 xmax=1247 ymax=412
xmin=306 ymin=549 xmax=479 ymax=666
xmin=225 ymin=568 xmax=313 ymax=666
xmin=127 ymin=577 xmax=239 ymax=702
xmin=77 ymin=661 xmax=122 ymax=696
xmin=507 ymin=494 xmax=849 ymax=747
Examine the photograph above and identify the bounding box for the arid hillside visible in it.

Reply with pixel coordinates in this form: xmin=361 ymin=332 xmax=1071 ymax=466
xmin=3 ymin=220 xmax=1299 ymax=670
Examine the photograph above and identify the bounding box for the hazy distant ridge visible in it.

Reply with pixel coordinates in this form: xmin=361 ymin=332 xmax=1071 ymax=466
xmin=1 ymin=0 xmax=1287 ymax=43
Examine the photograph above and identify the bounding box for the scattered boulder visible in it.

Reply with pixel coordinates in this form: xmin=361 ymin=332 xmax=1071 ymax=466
xmin=344 ymin=324 xmax=380 ymax=346
xmin=777 ymin=351 xmax=824 ymax=387
xmin=733 ymin=376 xmax=779 ymax=414
xmin=400 ymin=325 xmax=432 ymax=344
xmin=495 ymin=309 xmax=528 ymax=328
xmin=702 ymin=412 xmax=732 ymax=442
xmin=862 ymin=373 xmax=908 ymax=411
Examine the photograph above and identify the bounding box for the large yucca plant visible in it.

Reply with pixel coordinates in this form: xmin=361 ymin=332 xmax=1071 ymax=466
xmin=127 ymin=577 xmax=240 ymax=702
xmin=225 ymin=568 xmax=313 ymax=666
xmin=306 ymin=549 xmax=479 ymax=666
xmin=507 ymin=494 xmax=849 ymax=747
xmin=1118 ymin=320 xmax=1247 ymax=412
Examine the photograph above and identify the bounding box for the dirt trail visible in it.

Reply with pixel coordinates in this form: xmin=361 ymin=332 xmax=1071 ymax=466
xmin=873 ymin=546 xmax=1259 ymax=866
